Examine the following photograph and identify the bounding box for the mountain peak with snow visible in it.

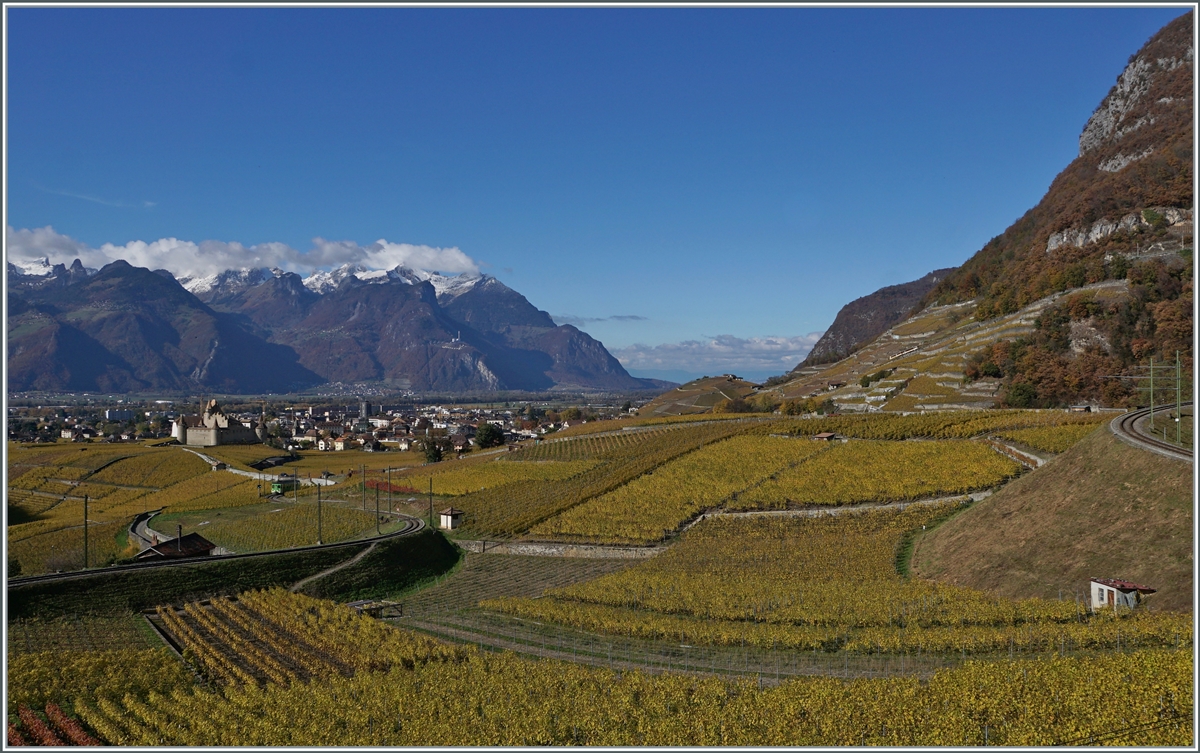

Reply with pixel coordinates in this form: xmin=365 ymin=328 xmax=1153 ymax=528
xmin=180 ymin=267 xmax=282 ymax=296
xmin=300 ymin=263 xmax=484 ymax=297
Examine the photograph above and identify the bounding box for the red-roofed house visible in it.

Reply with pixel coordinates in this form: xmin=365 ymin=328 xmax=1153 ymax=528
xmin=1090 ymin=578 xmax=1156 ymax=610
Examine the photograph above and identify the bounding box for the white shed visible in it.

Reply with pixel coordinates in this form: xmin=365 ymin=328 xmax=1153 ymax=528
xmin=1090 ymin=578 xmax=1156 ymax=610
xmin=438 ymin=507 xmax=466 ymax=530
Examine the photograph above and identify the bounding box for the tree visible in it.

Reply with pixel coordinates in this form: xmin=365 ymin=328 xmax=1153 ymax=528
xmin=1004 ymin=382 xmax=1038 ymax=408
xmin=475 ymin=422 xmax=505 ymax=449
xmin=423 ymin=440 xmax=444 ymax=464
xmin=713 ymin=398 xmax=752 ymax=414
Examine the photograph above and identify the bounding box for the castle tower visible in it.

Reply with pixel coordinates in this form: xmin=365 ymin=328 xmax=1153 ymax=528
xmin=256 ymin=402 xmax=268 ymax=442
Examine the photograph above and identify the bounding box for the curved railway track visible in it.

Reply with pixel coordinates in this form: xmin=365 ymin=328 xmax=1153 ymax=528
xmin=7 ymin=512 xmax=426 ymax=587
xmin=1109 ymin=403 xmax=1193 ymax=463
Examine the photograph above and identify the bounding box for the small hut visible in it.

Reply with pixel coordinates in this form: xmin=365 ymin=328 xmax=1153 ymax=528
xmin=438 ymin=508 xmax=466 ymax=530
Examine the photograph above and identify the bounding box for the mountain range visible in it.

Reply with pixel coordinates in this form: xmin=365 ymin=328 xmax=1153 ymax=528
xmin=7 ymin=260 xmax=661 ymax=395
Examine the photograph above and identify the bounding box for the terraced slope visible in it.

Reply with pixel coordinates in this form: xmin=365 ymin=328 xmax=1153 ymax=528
xmin=638 ymin=375 xmax=762 ymax=417
xmin=768 ymin=280 xmax=1144 ymax=412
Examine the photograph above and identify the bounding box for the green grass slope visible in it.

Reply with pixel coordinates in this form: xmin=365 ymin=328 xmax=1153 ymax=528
xmin=912 ymin=426 xmax=1192 ymax=611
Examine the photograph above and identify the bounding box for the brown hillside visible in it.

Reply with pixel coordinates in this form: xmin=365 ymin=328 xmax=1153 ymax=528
xmin=928 ymin=11 xmax=1193 ymax=318
xmin=912 ymin=425 xmax=1192 ymax=611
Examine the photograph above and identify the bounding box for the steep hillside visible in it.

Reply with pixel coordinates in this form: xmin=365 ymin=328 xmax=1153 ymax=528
xmin=437 ymin=276 xmax=656 ymax=391
xmin=271 ymin=277 xmax=552 ymax=392
xmin=930 ymin=12 xmax=1192 ymax=318
xmin=912 ymin=426 xmax=1192 ymax=612
xmin=768 ymin=12 xmax=1193 ymax=413
xmin=766 ymin=275 xmax=1186 ymax=412
xmin=799 ymin=268 xmax=956 ymax=368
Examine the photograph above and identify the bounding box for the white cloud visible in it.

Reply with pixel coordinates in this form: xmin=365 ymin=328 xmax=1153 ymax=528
xmin=5 ymin=226 xmax=480 ymax=280
xmin=611 ymin=333 xmax=824 ymax=374
xmin=552 ymin=314 xmax=648 ymax=327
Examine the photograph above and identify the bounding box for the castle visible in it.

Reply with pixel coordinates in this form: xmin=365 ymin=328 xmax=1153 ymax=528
xmin=172 ymin=399 xmax=266 ymax=447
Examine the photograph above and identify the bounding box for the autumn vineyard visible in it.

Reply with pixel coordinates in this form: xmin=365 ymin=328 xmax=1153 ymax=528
xmin=4 ymin=405 xmax=1193 ymax=745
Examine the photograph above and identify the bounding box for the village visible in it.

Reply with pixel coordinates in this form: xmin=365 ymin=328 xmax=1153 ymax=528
xmin=6 ymin=396 xmax=643 ymax=452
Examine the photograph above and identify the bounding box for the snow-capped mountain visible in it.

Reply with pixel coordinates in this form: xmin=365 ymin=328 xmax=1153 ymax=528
xmin=9 ymin=255 xmax=659 ymax=393
xmin=179 ymin=267 xmax=283 ymax=297
xmin=300 ymin=263 xmax=483 ymax=298
xmin=9 ymin=257 xmax=58 ymax=277
xmin=7 ymin=257 xmax=96 ymax=289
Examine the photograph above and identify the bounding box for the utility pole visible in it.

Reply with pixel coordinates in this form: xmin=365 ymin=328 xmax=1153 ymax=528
xmin=361 ymin=463 xmax=366 ymax=511
xmin=1149 ymin=356 xmax=1155 ymax=431
xmin=387 ymin=467 xmax=392 ymax=512
xmin=1176 ymin=350 xmax=1182 ymax=446
xmin=429 ymin=478 xmax=434 ymax=529
xmin=82 ymin=495 xmax=89 ymax=569
xmin=312 ymin=474 xmax=322 ymax=544
xmin=376 ymin=477 xmax=381 ymax=534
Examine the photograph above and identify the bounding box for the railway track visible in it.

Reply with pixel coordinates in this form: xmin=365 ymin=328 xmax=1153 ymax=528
xmin=1109 ymin=403 xmax=1193 ymax=463
xmin=7 ymin=513 xmax=426 ymax=587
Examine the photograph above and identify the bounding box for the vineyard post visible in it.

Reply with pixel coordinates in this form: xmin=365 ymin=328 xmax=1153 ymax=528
xmin=82 ymin=494 xmax=88 ymax=569
xmin=429 ymin=478 xmax=434 ymax=528
xmin=362 ymin=464 xmax=366 ymax=511
xmin=387 ymin=467 xmax=392 ymax=512
xmin=375 ymin=475 xmax=381 ymax=534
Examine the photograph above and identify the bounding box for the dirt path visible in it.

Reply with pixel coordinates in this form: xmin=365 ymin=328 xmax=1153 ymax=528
xmin=289 ymin=541 xmax=378 ymax=592
xmin=399 ymin=612 xmax=951 ymax=683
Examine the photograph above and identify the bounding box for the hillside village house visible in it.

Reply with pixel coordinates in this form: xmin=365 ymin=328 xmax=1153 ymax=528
xmin=1090 ymin=578 xmax=1156 ymax=610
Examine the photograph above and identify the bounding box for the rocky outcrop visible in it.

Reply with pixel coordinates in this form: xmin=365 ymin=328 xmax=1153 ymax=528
xmin=1079 ymin=39 xmax=1192 ymax=159
xmin=1046 ymin=206 xmax=1193 ymax=254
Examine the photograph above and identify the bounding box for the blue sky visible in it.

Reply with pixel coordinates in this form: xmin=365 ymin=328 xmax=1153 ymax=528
xmin=5 ymin=6 xmax=1189 ymax=382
